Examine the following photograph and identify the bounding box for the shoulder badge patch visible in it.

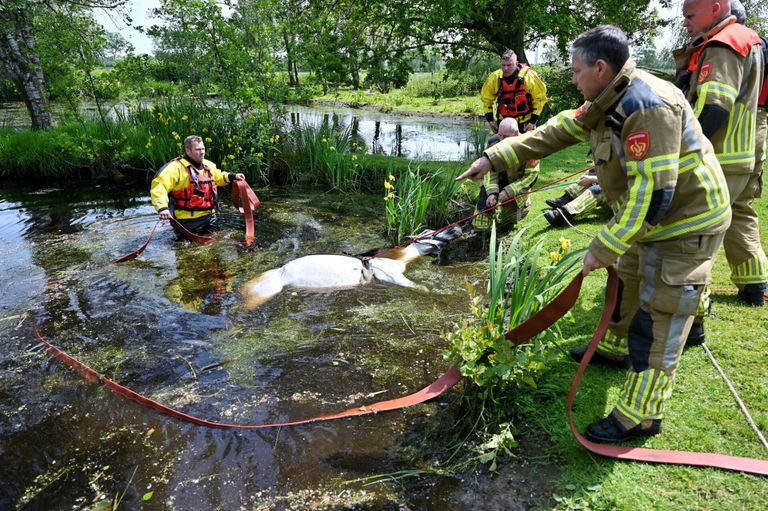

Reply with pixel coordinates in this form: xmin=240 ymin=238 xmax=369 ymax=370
xmin=697 ymin=62 xmax=713 ymax=84
xmin=626 ymin=131 xmax=650 ymax=160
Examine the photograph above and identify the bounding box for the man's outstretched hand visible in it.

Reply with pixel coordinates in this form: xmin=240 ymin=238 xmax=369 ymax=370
xmin=456 ymin=156 xmax=492 ymax=181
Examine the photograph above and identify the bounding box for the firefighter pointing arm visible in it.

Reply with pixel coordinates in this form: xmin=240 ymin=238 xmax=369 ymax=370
xmin=460 ymin=25 xmax=731 ymax=445
xmin=150 ymin=135 xmax=246 ymax=236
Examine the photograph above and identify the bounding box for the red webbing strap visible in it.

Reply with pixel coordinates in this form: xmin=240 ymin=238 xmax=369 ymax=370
xmin=566 ymin=267 xmax=768 ymax=476
xmin=35 ymin=327 xmax=100 ymax=384
xmin=33 ymin=268 xmax=768 ymax=474
xmin=33 ymin=326 xmax=463 ymax=429
xmin=111 ymin=220 xmax=161 ymax=264
xmin=102 ymin=366 xmax=463 ymax=429
xmin=231 ymin=180 xmax=260 ymax=246
xmin=168 ymin=217 xmax=216 ymax=245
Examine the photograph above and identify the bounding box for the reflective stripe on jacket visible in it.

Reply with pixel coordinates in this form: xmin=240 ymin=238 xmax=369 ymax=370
xmin=674 ymin=18 xmax=763 ymax=174
xmin=484 ymin=59 xmax=731 ymax=266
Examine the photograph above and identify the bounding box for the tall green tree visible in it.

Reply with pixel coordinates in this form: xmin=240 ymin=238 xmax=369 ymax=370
xmin=399 ymin=0 xmax=672 ymax=63
xmin=0 ymin=0 xmax=125 ymax=130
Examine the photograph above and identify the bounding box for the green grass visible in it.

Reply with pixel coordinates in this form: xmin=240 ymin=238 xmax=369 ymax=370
xmin=492 ymin=143 xmax=768 ymax=509
xmin=314 ymin=87 xmax=482 ymax=117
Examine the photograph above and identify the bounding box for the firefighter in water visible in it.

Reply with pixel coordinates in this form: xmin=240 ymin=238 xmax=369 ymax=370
xmin=480 ymin=49 xmax=548 ymax=143
xmin=151 ymin=135 xmax=247 ymax=237
xmin=458 ymin=26 xmax=731 ymax=443
xmin=673 ymin=0 xmax=766 ymax=312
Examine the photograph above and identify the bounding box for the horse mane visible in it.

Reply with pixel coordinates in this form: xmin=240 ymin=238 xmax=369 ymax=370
xmin=376 ymin=246 xmax=409 ymax=261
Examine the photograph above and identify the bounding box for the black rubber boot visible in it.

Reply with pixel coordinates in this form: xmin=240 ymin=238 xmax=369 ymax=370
xmin=544 ymin=208 xmax=566 ymax=226
xmin=737 ymin=283 xmax=766 ymax=306
xmin=545 ymin=192 xmax=571 ymax=209
xmin=586 ymin=414 xmax=662 ymax=443
xmin=570 ymin=345 xmax=630 ymax=369
xmin=685 ymin=321 xmax=705 ymax=347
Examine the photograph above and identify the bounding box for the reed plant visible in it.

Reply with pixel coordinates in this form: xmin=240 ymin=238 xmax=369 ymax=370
xmin=443 ymin=225 xmax=584 ymax=470
xmin=283 ymin=124 xmax=365 ymax=191
xmin=383 ymin=163 xmax=466 ymax=245
xmin=383 ymin=167 xmax=433 ymax=244
xmin=0 ymin=98 xmax=278 ymax=182
xmin=464 ymin=120 xmax=489 ymax=161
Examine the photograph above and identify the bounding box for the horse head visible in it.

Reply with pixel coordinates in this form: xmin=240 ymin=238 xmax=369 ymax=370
xmin=409 ymin=225 xmax=463 ymax=256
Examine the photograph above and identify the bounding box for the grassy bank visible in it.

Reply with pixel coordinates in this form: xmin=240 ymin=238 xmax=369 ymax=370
xmin=471 ymin=144 xmax=768 ymax=509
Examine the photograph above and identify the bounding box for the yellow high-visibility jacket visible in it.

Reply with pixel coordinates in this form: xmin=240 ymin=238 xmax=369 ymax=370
xmin=480 ymin=66 xmax=548 ymax=125
xmin=150 ymin=157 xmax=234 ymax=220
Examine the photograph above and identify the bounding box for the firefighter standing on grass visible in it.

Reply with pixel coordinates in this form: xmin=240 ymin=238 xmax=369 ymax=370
xmin=480 ymin=49 xmax=548 ymax=142
xmin=672 ymin=0 xmax=766 ymax=321
xmin=458 ymin=26 xmax=731 ymax=443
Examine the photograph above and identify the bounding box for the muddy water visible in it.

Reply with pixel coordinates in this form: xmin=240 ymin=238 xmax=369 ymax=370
xmin=0 ymin=187 xmax=510 ymax=510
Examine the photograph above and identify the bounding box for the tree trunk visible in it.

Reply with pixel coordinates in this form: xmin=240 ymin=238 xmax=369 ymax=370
xmin=282 ymin=28 xmax=297 ymax=87
xmin=0 ymin=10 xmax=52 ymax=130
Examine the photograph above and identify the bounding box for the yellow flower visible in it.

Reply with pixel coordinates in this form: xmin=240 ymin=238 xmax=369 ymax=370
xmin=176 ymin=142 xmax=182 ymax=149
xmin=388 ymin=174 xmax=396 ymax=181
xmin=322 ymin=138 xmax=328 ymax=143
xmin=559 ymin=237 xmax=572 ymax=252
xmin=351 ymin=155 xmax=358 ymax=161
xmin=387 ymin=192 xmax=395 ymax=200
xmin=203 ymin=127 xmax=208 ymax=133
xmin=384 ymin=181 xmax=393 ymax=190
xmin=330 ymin=146 xmax=336 ymax=151
xmin=182 ymin=115 xmax=188 ymax=122
xmin=550 ymin=251 xmax=562 ymax=264
xmin=205 ymin=137 xmax=212 ymax=143
xmin=256 ymin=152 xmax=264 ymax=158
xmin=227 ymin=154 xmax=235 ymax=160
xmin=171 ymin=131 xmax=180 ymax=140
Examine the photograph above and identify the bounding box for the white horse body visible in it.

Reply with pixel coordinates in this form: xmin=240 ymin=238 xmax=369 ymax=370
xmin=242 ymin=226 xmax=461 ymax=308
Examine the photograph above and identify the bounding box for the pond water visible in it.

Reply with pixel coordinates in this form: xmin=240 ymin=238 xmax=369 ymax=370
xmin=0 ymin=101 xmax=483 ymax=162
xmin=281 ymin=104 xmax=481 ymax=161
xmin=0 ymin=186 xmax=512 ymax=510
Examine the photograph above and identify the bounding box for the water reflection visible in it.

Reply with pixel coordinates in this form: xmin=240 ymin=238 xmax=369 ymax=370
xmin=283 ymin=104 xmax=478 ymax=160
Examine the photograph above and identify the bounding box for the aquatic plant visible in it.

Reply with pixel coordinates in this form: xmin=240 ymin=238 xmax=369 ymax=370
xmin=384 ymin=167 xmax=432 ymax=244
xmin=443 ymin=225 xmax=583 ymax=470
xmin=282 ymin=124 xmax=365 ymax=191
xmin=384 ymin=164 xmax=465 ymax=245
xmin=464 ymin=119 xmax=488 ymax=161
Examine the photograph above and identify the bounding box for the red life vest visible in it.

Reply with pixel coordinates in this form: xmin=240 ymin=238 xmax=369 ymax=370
xmin=496 ymin=64 xmax=534 ymax=119
xmin=170 ymin=158 xmax=218 ymax=211
xmin=686 ymin=22 xmax=761 ymax=73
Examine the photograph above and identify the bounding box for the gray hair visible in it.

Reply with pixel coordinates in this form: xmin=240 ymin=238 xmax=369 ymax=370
xmin=571 ymin=25 xmax=630 ymax=74
xmin=184 ymin=135 xmax=203 ymax=150
xmin=501 ymin=49 xmax=517 ymax=61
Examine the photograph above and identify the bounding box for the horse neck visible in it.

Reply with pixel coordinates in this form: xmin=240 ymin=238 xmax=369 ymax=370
xmin=377 ymin=245 xmax=422 ymax=265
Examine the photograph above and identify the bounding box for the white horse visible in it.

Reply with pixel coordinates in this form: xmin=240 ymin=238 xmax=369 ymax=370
xmin=241 ymin=226 xmax=462 ymax=308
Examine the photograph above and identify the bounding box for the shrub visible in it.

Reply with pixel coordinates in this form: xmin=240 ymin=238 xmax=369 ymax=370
xmin=443 ymin=227 xmax=583 ymax=470
xmin=536 ymin=65 xmax=582 ymax=123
